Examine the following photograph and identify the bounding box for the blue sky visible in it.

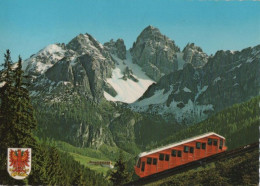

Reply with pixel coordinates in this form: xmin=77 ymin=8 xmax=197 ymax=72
xmin=0 ymin=0 xmax=259 ymax=63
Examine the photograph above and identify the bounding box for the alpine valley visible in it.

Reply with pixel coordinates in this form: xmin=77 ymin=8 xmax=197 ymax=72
xmin=21 ymin=25 xmax=259 ymax=165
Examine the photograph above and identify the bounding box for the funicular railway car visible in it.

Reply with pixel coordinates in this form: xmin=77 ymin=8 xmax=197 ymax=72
xmin=134 ymin=132 xmax=227 ymax=178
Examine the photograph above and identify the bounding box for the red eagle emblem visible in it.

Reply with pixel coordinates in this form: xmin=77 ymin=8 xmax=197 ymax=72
xmin=8 ymin=148 xmax=31 ymax=179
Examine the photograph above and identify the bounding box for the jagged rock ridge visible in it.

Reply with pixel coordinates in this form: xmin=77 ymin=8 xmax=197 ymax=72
xmin=131 ymin=45 xmax=260 ymax=124
xmin=130 ymin=25 xmax=180 ymax=81
xmin=182 ymin=43 xmax=208 ymax=68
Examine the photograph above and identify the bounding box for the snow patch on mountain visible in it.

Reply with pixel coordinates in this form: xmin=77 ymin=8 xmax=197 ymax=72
xmin=183 ymin=87 xmax=192 ymax=93
xmin=134 ymin=86 xmax=173 ymax=107
xmin=104 ymin=52 xmax=154 ymax=103
xmin=104 ymin=91 xmax=117 ymax=102
xmin=164 ymin=99 xmax=214 ymax=123
xmin=131 ymin=83 xmax=213 ymax=123
xmin=131 ymin=93 xmax=214 ymax=124
xmin=22 ymin=44 xmax=66 ymax=74
xmin=213 ymin=77 xmax=221 ymax=84
xmin=176 ymin=52 xmax=186 ymax=70
xmin=39 ymin=44 xmax=65 ymax=60
xmin=195 ymin=85 xmax=208 ymax=101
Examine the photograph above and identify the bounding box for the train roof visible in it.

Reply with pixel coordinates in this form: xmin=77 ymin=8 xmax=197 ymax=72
xmin=138 ymin=132 xmax=225 ymax=157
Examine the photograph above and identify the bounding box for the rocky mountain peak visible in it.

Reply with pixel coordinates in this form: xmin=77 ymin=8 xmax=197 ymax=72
xmin=183 ymin=43 xmax=203 ymax=52
xmin=130 ymin=26 xmax=180 ymax=81
xmin=22 ymin=32 xmax=117 ymax=103
xmin=66 ymin=33 xmax=104 ymax=55
xmin=22 ymin=43 xmax=69 ymax=76
xmin=182 ymin=43 xmax=208 ymax=68
xmin=104 ymin=38 xmax=126 ymax=60
xmin=138 ymin=25 xmax=161 ymax=38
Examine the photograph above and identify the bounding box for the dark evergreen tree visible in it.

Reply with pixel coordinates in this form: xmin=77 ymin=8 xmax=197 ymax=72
xmin=12 ymin=56 xmax=36 ymax=147
xmin=0 ymin=50 xmax=22 ymax=184
xmin=0 ymin=52 xmax=38 ymax=184
xmin=45 ymin=147 xmax=64 ymax=184
xmin=109 ymin=150 xmax=132 ymax=186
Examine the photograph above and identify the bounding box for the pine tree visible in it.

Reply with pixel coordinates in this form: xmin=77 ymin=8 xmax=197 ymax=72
xmin=12 ymin=56 xmax=37 ymax=147
xmin=0 ymin=50 xmax=21 ymax=184
xmin=0 ymin=52 xmax=37 ymax=184
xmin=109 ymin=150 xmax=132 ymax=186
xmin=46 ymin=147 xmax=64 ymax=184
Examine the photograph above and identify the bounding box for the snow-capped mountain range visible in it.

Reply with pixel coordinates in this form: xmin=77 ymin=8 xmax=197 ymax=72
xmin=22 ymin=32 xmax=157 ymax=104
xmin=22 ymin=25 xmax=260 ymax=124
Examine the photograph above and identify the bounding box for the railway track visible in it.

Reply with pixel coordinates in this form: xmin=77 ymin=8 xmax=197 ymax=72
xmin=126 ymin=142 xmax=259 ymax=186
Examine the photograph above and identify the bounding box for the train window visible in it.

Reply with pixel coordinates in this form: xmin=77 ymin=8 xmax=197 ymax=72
xmin=171 ymin=150 xmax=177 ymax=157
xmin=196 ymin=142 xmax=201 ymax=149
xmin=202 ymin=143 xmax=206 ymax=149
xmin=153 ymin=158 xmax=157 ymax=165
xmin=213 ymin=139 xmax=218 ymax=146
xmin=159 ymin=154 xmax=164 ymax=161
xmin=208 ymin=138 xmax=212 ymax=145
xmin=141 ymin=162 xmax=145 ymax=172
xmin=184 ymin=146 xmax=189 ymax=153
xmin=165 ymin=154 xmax=170 ymax=161
xmin=137 ymin=159 xmax=141 ymax=168
xmin=190 ymin=147 xmax=194 ymax=153
xmin=147 ymin=157 xmax=152 ymax=165
xmin=178 ymin=151 xmax=182 ymax=157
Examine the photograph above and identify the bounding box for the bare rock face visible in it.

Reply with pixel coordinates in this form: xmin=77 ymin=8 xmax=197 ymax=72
xmin=104 ymin=39 xmax=126 ymax=60
xmin=25 ymin=33 xmax=116 ymax=102
xmin=130 ymin=25 xmax=180 ymax=81
xmin=183 ymin=43 xmax=208 ymax=68
xmin=132 ymin=45 xmax=260 ymax=125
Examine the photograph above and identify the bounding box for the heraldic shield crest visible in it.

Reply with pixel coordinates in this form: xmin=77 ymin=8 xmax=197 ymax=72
xmin=7 ymin=148 xmax=31 ymax=180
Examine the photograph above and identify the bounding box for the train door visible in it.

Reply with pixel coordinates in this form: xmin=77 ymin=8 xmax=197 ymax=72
xmin=195 ymin=142 xmax=201 ymax=159
xmin=151 ymin=158 xmax=158 ymax=174
xmin=201 ymin=142 xmax=207 ymax=157
xmin=188 ymin=146 xmax=194 ymax=161
xmin=157 ymin=153 xmax=164 ymax=172
xmin=164 ymin=154 xmax=170 ymax=170
xmin=212 ymin=138 xmax=218 ymax=153
xmin=141 ymin=161 xmax=145 ymax=175
xmin=145 ymin=157 xmax=152 ymax=176
xmin=170 ymin=149 xmax=177 ymax=168
xmin=183 ymin=146 xmax=189 ymax=163
xmin=175 ymin=149 xmax=182 ymax=166
xmin=207 ymin=138 xmax=213 ymax=155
